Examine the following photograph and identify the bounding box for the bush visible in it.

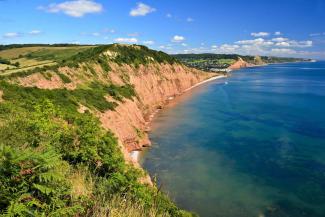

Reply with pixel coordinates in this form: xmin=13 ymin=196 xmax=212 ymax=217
xmin=0 ymin=58 xmax=11 ymax=65
xmin=56 ymin=72 xmax=72 ymax=83
xmin=0 ymin=95 xmax=193 ymax=217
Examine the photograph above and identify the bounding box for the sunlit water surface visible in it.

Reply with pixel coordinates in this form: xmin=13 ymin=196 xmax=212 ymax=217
xmin=141 ymin=62 xmax=325 ymax=217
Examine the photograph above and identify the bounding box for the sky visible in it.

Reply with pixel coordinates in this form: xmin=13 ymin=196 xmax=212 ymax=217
xmin=1 ymin=0 xmax=325 ymax=59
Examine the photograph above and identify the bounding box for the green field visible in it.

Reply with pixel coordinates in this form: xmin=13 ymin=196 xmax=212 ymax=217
xmin=0 ymin=46 xmax=94 ymax=76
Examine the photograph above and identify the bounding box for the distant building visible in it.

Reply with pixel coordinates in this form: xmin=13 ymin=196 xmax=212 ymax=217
xmin=210 ymin=68 xmax=232 ymax=73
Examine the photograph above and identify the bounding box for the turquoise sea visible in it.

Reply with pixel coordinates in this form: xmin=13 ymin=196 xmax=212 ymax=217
xmin=141 ymin=62 xmax=325 ymax=217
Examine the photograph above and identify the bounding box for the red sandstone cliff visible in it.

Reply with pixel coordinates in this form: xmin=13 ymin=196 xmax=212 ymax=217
xmin=228 ymin=57 xmax=255 ymax=70
xmin=99 ymin=63 xmax=214 ymax=163
xmin=17 ymin=59 xmax=214 ymax=164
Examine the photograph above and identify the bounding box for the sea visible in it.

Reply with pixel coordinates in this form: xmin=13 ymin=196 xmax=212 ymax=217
xmin=141 ymin=61 xmax=325 ymax=217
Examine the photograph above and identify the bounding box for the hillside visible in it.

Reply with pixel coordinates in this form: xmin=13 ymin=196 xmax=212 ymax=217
xmin=0 ymin=44 xmax=216 ymax=216
xmin=173 ymin=53 xmax=309 ymax=71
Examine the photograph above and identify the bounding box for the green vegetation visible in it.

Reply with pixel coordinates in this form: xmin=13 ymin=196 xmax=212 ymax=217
xmin=62 ymin=44 xmax=179 ymax=68
xmin=0 ymin=46 xmax=93 ymax=76
xmin=173 ymin=53 xmax=309 ymax=71
xmin=0 ymin=81 xmax=134 ymax=113
xmin=0 ymin=57 xmax=20 ymax=69
xmin=0 ymin=80 xmax=194 ymax=216
xmin=0 ymin=57 xmax=11 ymax=65
xmin=56 ymin=71 xmax=72 ymax=84
xmin=0 ymin=44 xmax=193 ymax=216
xmin=0 ymin=44 xmax=92 ymax=52
xmin=0 ymin=44 xmax=179 ymax=78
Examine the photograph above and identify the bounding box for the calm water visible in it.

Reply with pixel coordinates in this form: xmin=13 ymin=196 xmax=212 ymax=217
xmin=141 ymin=62 xmax=325 ymax=217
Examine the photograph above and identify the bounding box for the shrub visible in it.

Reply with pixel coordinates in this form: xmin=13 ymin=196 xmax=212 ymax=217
xmin=0 ymin=82 xmax=195 ymax=216
xmin=56 ymin=72 xmax=72 ymax=83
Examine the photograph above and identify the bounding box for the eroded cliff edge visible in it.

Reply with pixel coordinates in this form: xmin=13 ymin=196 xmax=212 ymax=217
xmin=10 ymin=44 xmax=216 ymax=165
xmin=100 ymin=63 xmax=214 ymax=160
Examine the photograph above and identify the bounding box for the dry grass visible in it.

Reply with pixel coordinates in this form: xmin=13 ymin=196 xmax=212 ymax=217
xmin=0 ymin=90 xmax=3 ymax=102
xmin=0 ymin=62 xmax=57 ymax=76
xmin=70 ymin=168 xmax=94 ymax=198
xmin=0 ymin=47 xmax=46 ymax=59
xmin=0 ymin=63 xmax=13 ymax=71
xmin=16 ymin=57 xmax=53 ymax=67
xmin=0 ymin=46 xmax=95 ymax=76
xmin=89 ymin=196 xmax=172 ymax=217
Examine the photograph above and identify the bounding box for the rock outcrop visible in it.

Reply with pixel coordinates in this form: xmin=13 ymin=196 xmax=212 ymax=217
xmin=228 ymin=57 xmax=254 ymax=70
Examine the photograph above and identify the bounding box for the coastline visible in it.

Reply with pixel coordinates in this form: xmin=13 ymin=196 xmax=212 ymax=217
xmin=130 ymin=74 xmax=226 ymax=163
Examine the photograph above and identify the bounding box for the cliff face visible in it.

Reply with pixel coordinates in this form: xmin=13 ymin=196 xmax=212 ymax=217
xmin=228 ymin=57 xmax=254 ymax=70
xmin=100 ymin=63 xmax=212 ymax=162
xmin=15 ymin=51 xmax=214 ymax=163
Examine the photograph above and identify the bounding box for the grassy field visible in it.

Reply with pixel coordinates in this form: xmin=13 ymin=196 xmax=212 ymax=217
xmin=0 ymin=63 xmax=13 ymax=70
xmin=0 ymin=46 xmax=95 ymax=76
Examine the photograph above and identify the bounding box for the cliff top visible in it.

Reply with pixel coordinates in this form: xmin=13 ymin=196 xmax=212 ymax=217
xmin=0 ymin=44 xmax=180 ymax=78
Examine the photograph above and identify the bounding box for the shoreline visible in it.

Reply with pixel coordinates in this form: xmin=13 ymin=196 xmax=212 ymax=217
xmin=130 ymin=74 xmax=227 ymax=163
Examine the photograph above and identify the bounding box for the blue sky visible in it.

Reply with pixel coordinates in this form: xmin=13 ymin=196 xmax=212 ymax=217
xmin=1 ymin=0 xmax=325 ymax=59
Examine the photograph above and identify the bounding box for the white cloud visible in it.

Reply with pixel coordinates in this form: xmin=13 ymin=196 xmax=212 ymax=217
xmin=3 ymin=32 xmax=20 ymax=38
xmin=272 ymin=37 xmax=288 ymax=42
xmin=143 ymin=40 xmax=154 ymax=45
xmin=236 ymin=38 xmax=264 ymax=44
xmin=170 ymin=33 xmax=315 ymax=57
xmin=218 ymin=44 xmax=240 ymax=53
xmin=292 ymin=40 xmax=313 ymax=48
xmin=275 ymin=40 xmax=313 ymax=48
xmin=186 ymin=17 xmax=194 ymax=22
xmin=29 ymin=30 xmax=42 ymax=35
xmin=275 ymin=41 xmax=290 ymax=47
xmin=236 ymin=38 xmax=273 ymax=46
xmin=39 ymin=0 xmax=103 ymax=17
xmin=274 ymin=31 xmax=282 ymax=36
xmin=114 ymin=37 xmax=138 ymax=43
xmin=166 ymin=13 xmax=172 ymax=18
xmin=271 ymin=48 xmax=296 ymax=54
xmin=181 ymin=43 xmax=188 ymax=47
xmin=130 ymin=3 xmax=156 ymax=16
xmin=251 ymin=32 xmax=270 ymax=37
xmin=172 ymin=35 xmax=185 ymax=42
